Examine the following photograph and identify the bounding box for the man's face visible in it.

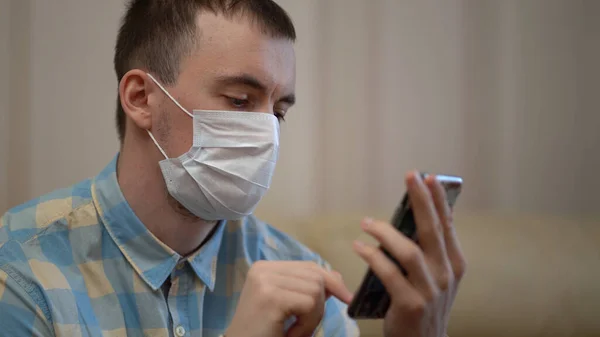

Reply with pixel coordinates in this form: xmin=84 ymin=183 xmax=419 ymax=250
xmin=153 ymin=12 xmax=296 ymax=158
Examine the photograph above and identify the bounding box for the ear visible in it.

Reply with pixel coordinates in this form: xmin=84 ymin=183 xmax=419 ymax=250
xmin=119 ymin=69 xmax=156 ymax=132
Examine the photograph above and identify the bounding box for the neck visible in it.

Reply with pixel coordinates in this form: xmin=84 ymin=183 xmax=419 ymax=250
xmin=116 ymin=136 xmax=218 ymax=256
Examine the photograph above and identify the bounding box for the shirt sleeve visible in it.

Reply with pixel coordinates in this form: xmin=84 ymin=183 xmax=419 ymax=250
xmin=0 ymin=268 xmax=55 ymax=337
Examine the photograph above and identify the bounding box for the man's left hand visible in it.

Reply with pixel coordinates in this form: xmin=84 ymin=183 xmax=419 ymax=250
xmin=352 ymin=172 xmax=467 ymax=337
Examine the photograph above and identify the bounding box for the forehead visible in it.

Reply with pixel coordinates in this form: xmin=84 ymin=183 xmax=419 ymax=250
xmin=183 ymin=12 xmax=296 ymax=91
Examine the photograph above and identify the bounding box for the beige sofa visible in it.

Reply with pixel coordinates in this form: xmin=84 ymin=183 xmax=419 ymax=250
xmin=260 ymin=211 xmax=600 ymax=337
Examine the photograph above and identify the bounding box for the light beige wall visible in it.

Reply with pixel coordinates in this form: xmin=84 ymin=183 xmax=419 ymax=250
xmin=359 ymin=0 xmax=466 ymax=213
xmin=462 ymin=0 xmax=600 ymax=215
xmin=6 ymin=0 xmax=33 ymax=211
xmin=29 ymin=0 xmax=122 ymax=197
xmin=508 ymin=0 xmax=592 ymax=214
xmin=580 ymin=0 xmax=600 ymax=213
xmin=2 ymin=0 xmax=599 ymax=217
xmin=0 ymin=0 xmax=9 ymax=213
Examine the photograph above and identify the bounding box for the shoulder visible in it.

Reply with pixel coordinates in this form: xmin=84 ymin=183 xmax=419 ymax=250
xmin=0 ymin=238 xmax=54 ymax=326
xmin=0 ymin=178 xmax=96 ymax=244
xmin=0 ymin=178 xmax=105 ymax=282
xmin=236 ymin=215 xmax=325 ymax=265
xmin=0 ymin=179 xmax=107 ymax=335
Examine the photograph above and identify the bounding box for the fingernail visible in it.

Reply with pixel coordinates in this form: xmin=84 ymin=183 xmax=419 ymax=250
xmin=407 ymin=171 xmax=420 ymax=188
xmin=361 ymin=217 xmax=373 ymax=230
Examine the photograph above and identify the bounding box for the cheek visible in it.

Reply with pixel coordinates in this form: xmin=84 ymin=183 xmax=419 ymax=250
xmin=154 ymin=105 xmax=170 ymax=144
xmin=160 ymin=107 xmax=194 ymax=157
xmin=172 ymin=119 xmax=194 ymax=157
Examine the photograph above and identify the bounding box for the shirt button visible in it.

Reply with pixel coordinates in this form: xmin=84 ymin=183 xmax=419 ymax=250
xmin=176 ymin=262 xmax=185 ymax=270
xmin=175 ymin=325 xmax=186 ymax=337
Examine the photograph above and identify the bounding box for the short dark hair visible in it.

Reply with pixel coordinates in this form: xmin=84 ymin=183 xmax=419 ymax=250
xmin=114 ymin=0 xmax=296 ymax=143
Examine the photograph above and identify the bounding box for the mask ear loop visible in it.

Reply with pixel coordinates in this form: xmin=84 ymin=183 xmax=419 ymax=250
xmin=146 ymin=73 xmax=193 ymax=118
xmin=145 ymin=72 xmax=194 ymax=160
xmin=147 ymin=130 xmax=169 ymax=159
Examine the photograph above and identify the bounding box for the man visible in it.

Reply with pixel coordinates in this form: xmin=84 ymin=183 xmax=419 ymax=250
xmin=0 ymin=1 xmax=466 ymax=336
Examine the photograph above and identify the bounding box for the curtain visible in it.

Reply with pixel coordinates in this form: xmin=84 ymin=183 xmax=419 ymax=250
xmin=1 ymin=0 xmax=598 ymax=217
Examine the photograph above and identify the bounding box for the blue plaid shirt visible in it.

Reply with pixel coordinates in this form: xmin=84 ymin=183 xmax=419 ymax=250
xmin=0 ymin=156 xmax=358 ymax=337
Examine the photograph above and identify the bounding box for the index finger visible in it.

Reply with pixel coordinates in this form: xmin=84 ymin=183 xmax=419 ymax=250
xmin=318 ymin=269 xmax=353 ymax=304
xmin=264 ymin=260 xmax=354 ymax=304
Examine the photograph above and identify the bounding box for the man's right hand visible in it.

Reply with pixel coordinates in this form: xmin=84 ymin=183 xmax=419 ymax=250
xmin=225 ymin=261 xmax=353 ymax=337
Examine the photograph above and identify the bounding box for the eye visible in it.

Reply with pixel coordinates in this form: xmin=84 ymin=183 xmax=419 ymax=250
xmin=228 ymin=97 xmax=249 ymax=109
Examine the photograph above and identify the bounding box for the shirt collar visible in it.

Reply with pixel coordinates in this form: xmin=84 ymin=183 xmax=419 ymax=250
xmin=91 ymin=154 xmax=225 ymax=291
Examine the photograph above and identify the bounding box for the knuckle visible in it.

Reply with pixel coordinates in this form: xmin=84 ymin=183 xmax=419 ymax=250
xmin=309 ymin=281 xmax=324 ymax=299
xmin=249 ymin=273 xmax=273 ymax=298
xmin=304 ymin=261 xmax=320 ymax=270
xmin=423 ymin=287 xmax=441 ymax=303
xmin=250 ymin=260 xmax=268 ymax=273
xmin=437 ymin=269 xmax=454 ymax=292
xmin=255 ymin=276 xmax=271 ymax=293
xmin=404 ymin=244 xmax=423 ymax=266
xmin=310 ymin=267 xmax=324 ymax=280
xmin=302 ymin=295 xmax=318 ymax=312
xmin=250 ymin=267 xmax=266 ymax=282
xmin=406 ymin=298 xmax=427 ymax=317
xmin=454 ymin=257 xmax=468 ymax=280
xmin=257 ymin=284 xmax=273 ymax=302
xmin=254 ymin=260 xmax=268 ymax=268
xmin=305 ymin=269 xmax=324 ymax=285
xmin=247 ymin=268 xmax=260 ymax=283
xmin=316 ymin=273 xmax=325 ymax=288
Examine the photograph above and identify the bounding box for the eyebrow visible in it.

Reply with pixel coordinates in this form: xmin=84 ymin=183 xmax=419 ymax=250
xmin=214 ymin=74 xmax=296 ymax=106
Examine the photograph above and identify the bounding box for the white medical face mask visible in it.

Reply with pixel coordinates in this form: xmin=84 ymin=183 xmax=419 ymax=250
xmin=146 ymin=73 xmax=280 ymax=220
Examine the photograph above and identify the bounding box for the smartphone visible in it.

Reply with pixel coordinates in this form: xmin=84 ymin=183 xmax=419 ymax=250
xmin=346 ymin=173 xmax=463 ymax=319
